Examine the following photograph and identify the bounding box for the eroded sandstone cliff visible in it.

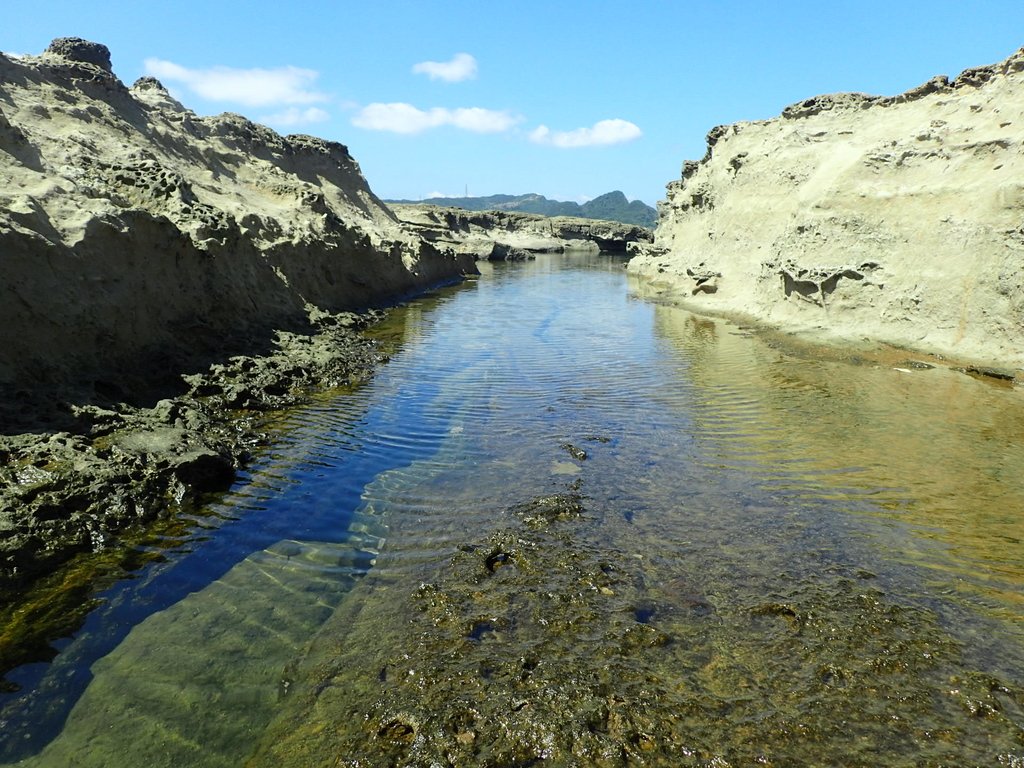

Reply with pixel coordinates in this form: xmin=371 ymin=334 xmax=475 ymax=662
xmin=0 ymin=38 xmax=475 ymax=398
xmin=0 ymin=38 xmax=476 ymax=611
xmin=628 ymin=47 xmax=1024 ymax=369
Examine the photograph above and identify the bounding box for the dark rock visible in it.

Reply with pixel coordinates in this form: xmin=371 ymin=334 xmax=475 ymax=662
xmin=560 ymin=442 xmax=587 ymax=461
xmin=960 ymin=365 xmax=1017 ymax=383
xmin=782 ymin=92 xmax=882 ymax=120
xmin=168 ymin=448 xmax=235 ymax=491
xmin=486 ymin=242 xmax=534 ymax=261
xmin=45 ymin=38 xmax=112 ymax=72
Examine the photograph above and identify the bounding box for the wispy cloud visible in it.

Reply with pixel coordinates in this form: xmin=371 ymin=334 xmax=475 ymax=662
xmin=143 ymin=58 xmax=329 ymax=108
xmin=412 ymin=53 xmax=478 ymax=82
xmin=258 ymin=106 xmax=330 ymax=128
xmin=352 ymin=103 xmax=521 ymax=134
xmin=529 ymin=119 xmax=642 ymax=148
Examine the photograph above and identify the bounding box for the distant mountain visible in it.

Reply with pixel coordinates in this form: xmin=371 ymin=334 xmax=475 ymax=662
xmin=386 ymin=191 xmax=656 ymax=228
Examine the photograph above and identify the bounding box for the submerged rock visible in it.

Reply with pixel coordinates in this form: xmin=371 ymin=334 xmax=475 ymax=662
xmin=0 ymin=309 xmax=387 ymax=681
xmin=248 ymin=478 xmax=1024 ymax=767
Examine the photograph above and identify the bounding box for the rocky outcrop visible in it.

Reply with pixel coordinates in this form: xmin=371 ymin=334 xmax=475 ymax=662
xmin=390 ymin=203 xmax=653 ymax=260
xmin=0 ymin=39 xmax=478 ymax=612
xmin=0 ymin=39 xmax=476 ymax=399
xmin=388 ymin=190 xmax=658 ymax=228
xmin=628 ymin=47 xmax=1024 ymax=369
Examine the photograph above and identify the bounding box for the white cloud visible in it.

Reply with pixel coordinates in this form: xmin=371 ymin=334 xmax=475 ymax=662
xmin=412 ymin=53 xmax=477 ymax=82
xmin=3 ymin=52 xmax=27 ymax=60
xmin=426 ymin=191 xmax=453 ymax=199
xmin=529 ymin=119 xmax=642 ymax=148
xmin=143 ymin=58 xmax=328 ymax=107
xmin=258 ymin=106 xmax=330 ymax=128
xmin=352 ymin=102 xmax=521 ymax=134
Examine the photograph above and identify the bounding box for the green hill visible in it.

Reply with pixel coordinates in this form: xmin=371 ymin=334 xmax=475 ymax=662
xmin=387 ymin=190 xmax=656 ymax=228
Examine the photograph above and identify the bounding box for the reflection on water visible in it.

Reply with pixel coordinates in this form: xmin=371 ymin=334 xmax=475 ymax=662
xmin=651 ymin=304 xmax=1024 ymax=637
xmin=2 ymin=252 xmax=1023 ymax=766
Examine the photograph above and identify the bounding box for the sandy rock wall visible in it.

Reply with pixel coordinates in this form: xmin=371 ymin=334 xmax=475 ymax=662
xmin=0 ymin=39 xmax=475 ymax=395
xmin=628 ymin=47 xmax=1024 ymax=368
xmin=390 ymin=203 xmax=653 ymax=260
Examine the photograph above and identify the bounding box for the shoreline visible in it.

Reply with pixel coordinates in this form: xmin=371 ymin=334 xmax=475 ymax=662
xmin=0 ymin=307 xmax=395 ymax=683
xmin=628 ymin=45 xmax=1024 ymax=374
xmin=629 ymin=272 xmax=1022 ymax=383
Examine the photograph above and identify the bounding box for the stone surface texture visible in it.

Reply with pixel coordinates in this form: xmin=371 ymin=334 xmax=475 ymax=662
xmin=0 ymin=40 xmax=475 ymax=393
xmin=628 ymin=47 xmax=1024 ymax=369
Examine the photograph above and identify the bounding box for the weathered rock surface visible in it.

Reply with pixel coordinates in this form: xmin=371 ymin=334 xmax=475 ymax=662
xmin=0 ymin=309 xmax=387 ymax=681
xmin=388 ymin=190 xmax=658 ymax=228
xmin=0 ymin=39 xmax=476 ymax=397
xmin=0 ymin=39 xmax=475 ymax=624
xmin=390 ymin=203 xmax=653 ymax=260
xmin=628 ymin=47 xmax=1024 ymax=370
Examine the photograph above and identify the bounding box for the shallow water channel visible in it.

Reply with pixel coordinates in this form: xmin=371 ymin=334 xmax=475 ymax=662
xmin=2 ymin=252 xmax=1024 ymax=766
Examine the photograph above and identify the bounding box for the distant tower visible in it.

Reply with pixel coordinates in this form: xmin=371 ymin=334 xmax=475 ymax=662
xmin=464 ymin=184 xmax=468 ymax=198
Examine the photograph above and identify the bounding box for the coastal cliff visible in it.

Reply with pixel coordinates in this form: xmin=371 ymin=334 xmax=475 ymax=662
xmin=628 ymin=47 xmax=1024 ymax=370
xmin=0 ymin=39 xmax=474 ymax=608
xmin=389 ymin=203 xmax=653 ymax=260
xmin=0 ymin=38 xmax=475 ymax=398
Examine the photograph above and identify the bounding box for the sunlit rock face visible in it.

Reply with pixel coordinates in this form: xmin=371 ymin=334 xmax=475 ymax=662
xmin=629 ymin=47 xmax=1024 ymax=369
xmin=0 ymin=38 xmax=476 ymax=391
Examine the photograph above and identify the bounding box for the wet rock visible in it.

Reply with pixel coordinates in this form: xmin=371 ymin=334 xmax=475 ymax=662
xmin=0 ymin=308 xmax=388 ymax=682
xmin=511 ymin=486 xmax=585 ymax=528
xmin=959 ymin=365 xmax=1017 ymax=383
xmin=895 ymin=359 xmax=935 ymax=371
xmin=167 ymin=448 xmax=235 ymax=492
xmin=560 ymin=442 xmax=588 ymax=461
xmin=485 ymin=242 xmax=534 ymax=261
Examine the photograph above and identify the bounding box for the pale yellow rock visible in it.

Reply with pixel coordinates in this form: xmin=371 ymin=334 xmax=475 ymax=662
xmin=628 ymin=47 xmax=1024 ymax=369
xmin=0 ymin=39 xmax=475 ymax=391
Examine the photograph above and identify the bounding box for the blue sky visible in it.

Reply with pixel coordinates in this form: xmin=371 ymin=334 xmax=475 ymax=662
xmin=6 ymin=1 xmax=1024 ymax=205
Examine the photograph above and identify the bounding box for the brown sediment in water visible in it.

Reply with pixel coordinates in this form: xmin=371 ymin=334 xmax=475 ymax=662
xmin=248 ymin=472 xmax=1024 ymax=767
xmin=8 ymin=258 xmax=1024 ymax=766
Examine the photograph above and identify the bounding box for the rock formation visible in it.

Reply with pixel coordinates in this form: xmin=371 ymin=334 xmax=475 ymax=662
xmin=390 ymin=203 xmax=653 ymax=261
xmin=0 ymin=38 xmax=478 ymax=609
xmin=628 ymin=47 xmax=1024 ymax=369
xmin=388 ymin=190 xmax=658 ymax=228
xmin=0 ymin=38 xmax=476 ymax=398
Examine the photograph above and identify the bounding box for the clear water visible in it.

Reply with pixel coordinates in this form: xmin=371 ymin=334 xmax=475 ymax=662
xmin=2 ymin=253 xmax=1022 ymax=766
